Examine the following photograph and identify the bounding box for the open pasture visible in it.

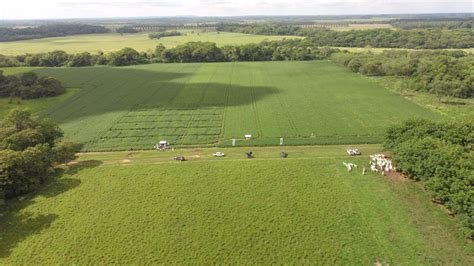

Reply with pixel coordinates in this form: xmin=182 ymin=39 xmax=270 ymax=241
xmin=0 ymin=31 xmax=296 ymax=55
xmin=0 ymin=145 xmax=471 ymax=264
xmin=33 ymin=61 xmax=439 ymax=151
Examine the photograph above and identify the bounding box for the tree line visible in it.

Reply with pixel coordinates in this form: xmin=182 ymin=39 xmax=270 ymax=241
xmin=218 ymin=24 xmax=473 ymax=49
xmin=158 ymin=39 xmax=337 ymax=63
xmin=0 ymin=24 xmax=110 ymax=42
xmin=0 ymin=109 xmax=77 ymax=202
xmin=0 ymin=71 xmax=65 ymax=99
xmin=0 ymin=39 xmax=340 ymax=67
xmin=116 ymin=26 xmax=139 ymax=34
xmin=391 ymin=20 xmax=473 ymax=30
xmin=148 ymin=31 xmax=182 ymax=40
xmin=331 ymin=50 xmax=473 ymax=99
xmin=384 ymin=119 xmax=473 ymax=238
xmin=217 ymin=23 xmax=302 ymax=36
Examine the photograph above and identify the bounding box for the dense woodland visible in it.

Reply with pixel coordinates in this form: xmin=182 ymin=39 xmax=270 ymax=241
xmin=391 ymin=20 xmax=473 ymax=30
xmin=0 ymin=24 xmax=109 ymax=42
xmin=0 ymin=109 xmax=76 ymax=201
xmin=217 ymin=24 xmax=302 ymax=36
xmin=305 ymin=29 xmax=473 ymax=49
xmin=218 ymin=24 xmax=473 ymax=49
xmin=331 ymin=50 xmax=474 ymax=99
xmin=0 ymin=71 xmax=65 ymax=99
xmin=384 ymin=119 xmax=474 ymax=237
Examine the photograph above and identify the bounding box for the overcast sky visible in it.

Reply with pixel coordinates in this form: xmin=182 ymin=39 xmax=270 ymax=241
xmin=1 ymin=0 xmax=472 ymax=20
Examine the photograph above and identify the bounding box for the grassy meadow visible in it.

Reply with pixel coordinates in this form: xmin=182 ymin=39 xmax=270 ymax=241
xmin=0 ymin=31 xmax=297 ymax=55
xmin=373 ymin=76 xmax=474 ymax=120
xmin=1 ymin=145 xmax=472 ymax=264
xmin=21 ymin=61 xmax=440 ymax=151
xmin=0 ymin=67 xmax=44 ymax=75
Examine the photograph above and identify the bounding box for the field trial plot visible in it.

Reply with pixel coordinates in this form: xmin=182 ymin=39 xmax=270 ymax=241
xmin=36 ymin=61 xmax=439 ymax=151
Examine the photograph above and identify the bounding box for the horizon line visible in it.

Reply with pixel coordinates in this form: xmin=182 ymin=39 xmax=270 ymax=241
xmin=1 ymin=12 xmax=472 ymax=22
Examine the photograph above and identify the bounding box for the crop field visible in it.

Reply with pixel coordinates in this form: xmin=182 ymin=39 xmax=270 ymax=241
xmin=0 ymin=31 xmax=297 ymax=55
xmin=1 ymin=145 xmax=472 ymax=264
xmin=32 ymin=61 xmax=438 ymax=151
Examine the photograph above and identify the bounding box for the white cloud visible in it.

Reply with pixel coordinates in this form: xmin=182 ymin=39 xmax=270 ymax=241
xmin=0 ymin=0 xmax=471 ymax=20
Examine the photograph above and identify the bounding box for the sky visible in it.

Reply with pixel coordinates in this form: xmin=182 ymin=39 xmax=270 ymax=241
xmin=0 ymin=0 xmax=472 ymax=20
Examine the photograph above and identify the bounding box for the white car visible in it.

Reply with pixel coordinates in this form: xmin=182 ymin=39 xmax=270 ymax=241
xmin=213 ymin=152 xmax=225 ymax=157
xmin=347 ymin=149 xmax=361 ymax=156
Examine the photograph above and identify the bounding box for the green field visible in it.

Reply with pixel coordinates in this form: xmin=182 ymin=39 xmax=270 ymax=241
xmin=1 ymin=145 xmax=472 ymax=264
xmin=0 ymin=67 xmax=44 ymax=75
xmin=0 ymin=32 xmax=297 ymax=55
xmin=28 ymin=61 xmax=439 ymax=151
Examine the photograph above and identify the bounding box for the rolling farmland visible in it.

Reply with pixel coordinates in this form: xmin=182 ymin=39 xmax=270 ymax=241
xmin=34 ymin=61 xmax=439 ymax=151
xmin=1 ymin=146 xmax=471 ymax=264
xmin=0 ymin=32 xmax=297 ymax=55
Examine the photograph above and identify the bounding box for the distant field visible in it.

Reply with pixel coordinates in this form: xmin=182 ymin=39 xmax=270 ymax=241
xmin=0 ymin=32 xmax=297 ymax=55
xmin=1 ymin=145 xmax=472 ymax=264
xmin=18 ymin=61 xmax=439 ymax=151
xmin=333 ymin=23 xmax=394 ymax=31
xmin=0 ymin=67 xmax=43 ymax=75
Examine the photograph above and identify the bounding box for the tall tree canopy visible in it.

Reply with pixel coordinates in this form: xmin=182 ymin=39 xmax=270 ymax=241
xmin=0 ymin=109 xmax=77 ymax=201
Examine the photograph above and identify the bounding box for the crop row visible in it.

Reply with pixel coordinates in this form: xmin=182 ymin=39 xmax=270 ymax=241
xmin=85 ymin=134 xmax=220 ymax=151
xmin=103 ymin=128 xmax=222 ymax=138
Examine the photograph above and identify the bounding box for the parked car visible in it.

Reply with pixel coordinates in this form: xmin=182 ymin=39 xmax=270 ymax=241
xmin=174 ymin=156 xmax=186 ymax=161
xmin=347 ymin=149 xmax=361 ymax=156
